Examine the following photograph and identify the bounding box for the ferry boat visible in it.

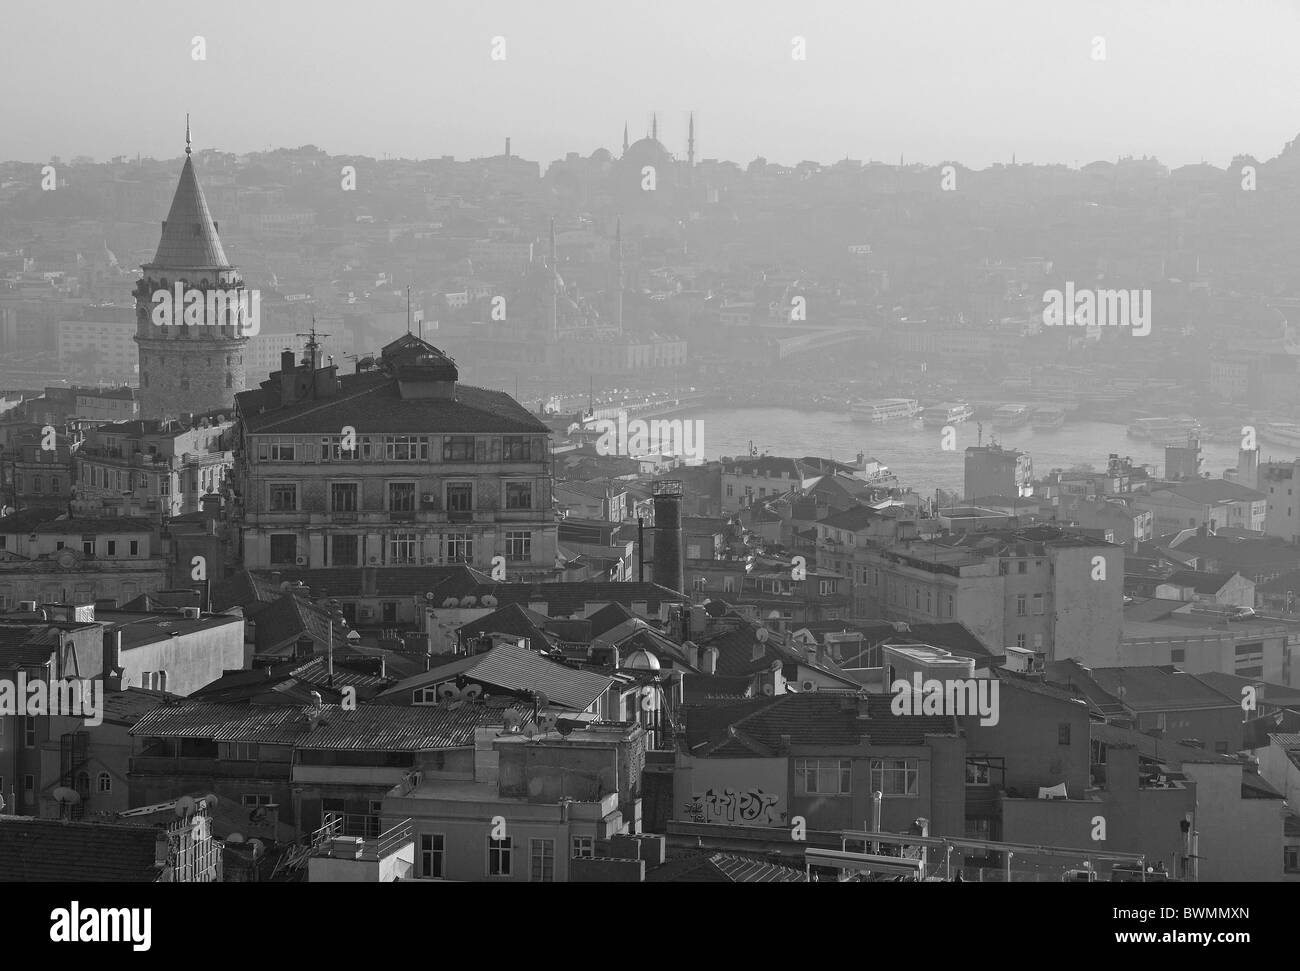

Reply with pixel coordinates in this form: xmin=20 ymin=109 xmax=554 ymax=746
xmin=1031 ymin=406 xmax=1066 ymax=431
xmin=1261 ymin=421 xmax=1300 ymax=450
xmin=1126 ymin=416 xmax=1201 ymax=447
xmin=920 ymin=402 xmax=975 ymax=427
xmin=992 ymin=403 xmax=1032 ymax=428
xmin=851 ymin=398 xmax=921 ymax=423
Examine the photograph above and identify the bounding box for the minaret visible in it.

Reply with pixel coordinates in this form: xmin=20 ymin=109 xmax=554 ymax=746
xmin=688 ymin=112 xmax=695 ymax=167
xmin=549 ymin=217 xmax=558 ymax=339
xmin=615 ymin=217 xmax=624 ymax=335
xmin=623 ymin=123 xmax=629 ymax=155
xmin=133 ymin=119 xmax=250 ymax=419
xmin=652 ymin=113 xmax=658 ymax=142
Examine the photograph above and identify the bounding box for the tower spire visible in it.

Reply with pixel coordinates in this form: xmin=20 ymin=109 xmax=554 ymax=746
xmin=185 ymin=114 xmax=192 ymax=156
xmin=688 ymin=112 xmax=695 ymax=167
xmin=623 ymin=122 xmax=629 ymax=154
xmin=652 ymin=113 xmax=658 ymax=142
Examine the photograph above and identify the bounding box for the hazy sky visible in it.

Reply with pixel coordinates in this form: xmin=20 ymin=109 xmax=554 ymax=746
xmin=6 ymin=0 xmax=1300 ymax=169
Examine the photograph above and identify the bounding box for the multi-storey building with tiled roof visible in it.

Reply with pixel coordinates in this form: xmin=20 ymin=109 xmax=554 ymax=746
xmin=232 ymin=333 xmax=557 ymax=581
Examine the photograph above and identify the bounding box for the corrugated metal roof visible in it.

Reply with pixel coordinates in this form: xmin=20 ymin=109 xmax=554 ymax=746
xmin=462 ymin=640 xmax=613 ymax=710
xmin=132 ymin=702 xmax=308 ymax=744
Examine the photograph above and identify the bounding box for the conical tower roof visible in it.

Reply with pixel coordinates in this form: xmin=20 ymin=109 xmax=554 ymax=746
xmin=151 ymin=154 xmax=229 ymax=268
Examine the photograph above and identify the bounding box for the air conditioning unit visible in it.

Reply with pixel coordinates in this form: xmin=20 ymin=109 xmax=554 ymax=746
xmin=421 ymin=494 xmax=437 ymax=503
xmin=296 ymin=556 xmax=306 ymax=565
xmin=359 ymin=606 xmax=374 ymax=619
xmin=801 ymin=679 xmax=817 ymax=692
xmin=368 ymin=556 xmax=379 ymax=564
xmin=181 ymin=607 xmax=201 ymax=620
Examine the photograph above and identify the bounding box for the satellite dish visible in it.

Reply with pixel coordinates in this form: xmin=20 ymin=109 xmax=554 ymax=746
xmin=462 ymin=684 xmax=483 ymax=700
xmin=532 ymin=690 xmax=550 ymax=709
xmin=523 ymin=725 xmax=537 ymax=739
xmin=762 ymin=683 xmax=775 ymax=696
xmin=502 ymin=710 xmax=522 ymax=733
xmin=538 ymin=712 xmax=559 ymax=732
xmin=425 ymin=592 xmax=436 ymax=602
xmin=756 ymin=628 xmax=769 ymax=643
xmin=52 ymin=786 xmax=80 ymax=804
xmin=437 ymin=683 xmax=459 ymax=702
xmin=175 ymin=795 xmax=195 ymax=817
xmin=556 ymin=719 xmax=574 ymax=736
xmin=200 ymin=793 xmax=219 ymax=808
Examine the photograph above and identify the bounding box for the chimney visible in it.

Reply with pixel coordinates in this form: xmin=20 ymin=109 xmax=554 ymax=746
xmin=651 ymin=482 xmax=684 ymax=593
xmin=102 ymin=629 xmax=123 ymax=690
xmin=270 ymin=571 xmax=282 ymax=588
xmin=701 ymin=645 xmax=718 ymax=676
xmin=280 ymin=349 xmax=296 ymax=374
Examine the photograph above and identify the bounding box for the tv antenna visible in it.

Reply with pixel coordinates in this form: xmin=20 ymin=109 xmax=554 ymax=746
xmin=295 ymin=317 xmax=331 ymax=363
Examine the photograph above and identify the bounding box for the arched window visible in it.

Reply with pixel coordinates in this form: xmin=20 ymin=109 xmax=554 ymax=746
xmin=97 ymin=772 xmax=112 ymax=793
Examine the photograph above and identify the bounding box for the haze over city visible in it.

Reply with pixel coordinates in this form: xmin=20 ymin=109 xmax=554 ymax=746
xmin=6 ymin=0 xmax=1300 ymax=168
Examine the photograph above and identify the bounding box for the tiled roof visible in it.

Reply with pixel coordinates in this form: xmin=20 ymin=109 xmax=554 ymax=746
xmin=1196 ymin=673 xmax=1300 ymax=710
xmin=149 ymin=155 xmax=229 ymax=267
xmin=647 ymin=851 xmax=807 ymax=882
xmin=1160 ymin=570 xmax=1237 ymax=594
xmin=697 ymin=691 xmax=954 ymax=757
xmin=472 ymin=581 xmax=688 ymax=617
xmin=0 ymin=817 xmax=161 ymax=882
xmin=1161 ymin=479 xmax=1265 ymax=504
xmin=236 ymin=371 xmax=550 ymax=435
xmin=456 ymin=602 xmax=555 ymax=648
xmin=32 ymin=517 xmax=156 ymax=535
xmin=377 ymin=640 xmax=613 ymax=711
xmin=132 ymin=700 xmax=491 ymax=751
xmin=100 ymin=688 xmax=174 ymax=726
xmin=1083 ymin=665 xmax=1240 ymax=711
xmin=818 ymin=505 xmax=880 ymax=531
xmin=0 ymin=625 xmax=59 ymax=669
xmin=249 ymin=565 xmax=490 ymax=602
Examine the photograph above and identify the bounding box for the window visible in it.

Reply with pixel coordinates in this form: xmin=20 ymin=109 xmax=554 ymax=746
xmin=870 ymin=758 xmax=918 ymax=796
xmin=270 ymin=534 xmax=298 ymax=564
xmin=1032 ymin=593 xmax=1044 ymax=615
xmin=444 ymin=533 xmax=473 ymax=562
xmin=998 ymin=560 xmax=1008 ymax=576
xmin=241 ymin=794 xmax=272 ymax=808
xmin=420 ymin=834 xmax=446 ymax=878
xmin=384 ymin=435 xmax=428 ymax=461
xmin=1017 ymin=560 xmax=1027 ymax=574
xmin=505 ymin=481 xmax=533 ymax=509
xmin=23 ymin=717 xmax=36 ymax=748
xmin=129 ymin=540 xmax=139 ymax=555
xmin=23 ymin=775 xmax=34 ymax=802
xmin=331 ymin=483 xmax=358 ymax=513
xmin=796 ymin=758 xmax=851 ymax=795
xmin=330 ymin=534 xmax=358 ymax=567
xmin=389 ymin=532 xmax=417 ymax=564
xmin=51 ymin=478 xmax=61 ymax=494
xmin=692 ymin=576 xmax=708 ymax=592
xmin=505 ymin=531 xmax=531 ymax=561
xmin=571 ymin=836 xmax=594 ymax=859
xmin=33 ymin=476 xmax=43 ymax=493
xmin=413 ymin=687 xmax=440 ymax=705
xmin=97 ymin=772 xmax=112 ymax=793
xmin=446 ymin=483 xmax=473 ymax=512
xmin=1170 ymin=648 xmax=1185 ymax=663
xmin=725 ymin=484 xmax=734 ymax=498
xmin=1214 ymin=741 xmax=1229 ymax=754
xmin=530 ymin=838 xmax=555 ymax=882
xmin=222 ymin=742 xmax=258 ymax=760
xmin=259 ymin=438 xmax=296 ymax=462
xmin=107 ymin=540 xmax=116 ymax=556
xmin=1016 ymin=594 xmax=1027 ymax=616
xmin=502 ymin=436 xmax=534 ymax=461
xmin=820 ymin=580 xmax=834 ymax=596
xmin=83 ymin=540 xmax=94 ymax=555
xmin=488 ymin=836 xmax=513 ymax=876
xmin=443 ymin=436 xmax=476 ymax=461
xmin=944 ymin=594 xmax=953 ymax=618
xmin=269 ymin=483 xmax=298 ymax=511
xmin=1058 ymin=723 xmax=1071 ymax=745
xmin=388 ymin=482 xmax=416 ymax=512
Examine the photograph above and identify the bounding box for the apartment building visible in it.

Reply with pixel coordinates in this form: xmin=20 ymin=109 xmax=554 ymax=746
xmin=233 ymin=334 xmax=557 ymax=581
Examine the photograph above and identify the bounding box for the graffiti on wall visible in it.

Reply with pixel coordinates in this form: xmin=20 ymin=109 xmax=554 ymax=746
xmin=684 ymin=787 xmax=781 ymax=825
